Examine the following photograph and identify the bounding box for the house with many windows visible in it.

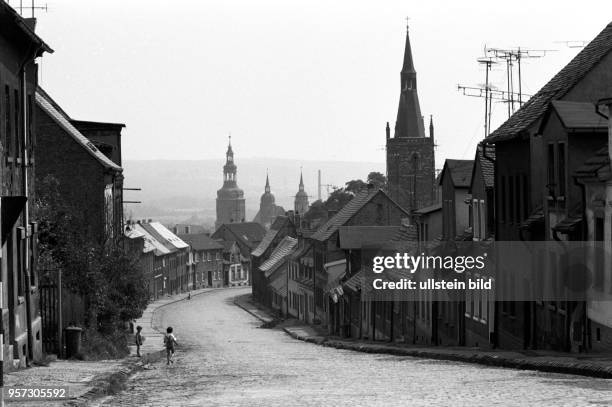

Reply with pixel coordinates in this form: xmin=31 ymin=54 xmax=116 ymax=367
xmin=179 ymin=232 xmax=224 ymax=289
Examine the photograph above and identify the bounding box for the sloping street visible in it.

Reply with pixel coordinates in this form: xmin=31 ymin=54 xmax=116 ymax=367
xmin=101 ymin=288 xmax=612 ymax=407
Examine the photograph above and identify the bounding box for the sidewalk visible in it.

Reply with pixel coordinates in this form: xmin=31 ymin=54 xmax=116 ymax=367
xmin=234 ymin=294 xmax=612 ymax=379
xmin=4 ymin=287 xmax=214 ymax=406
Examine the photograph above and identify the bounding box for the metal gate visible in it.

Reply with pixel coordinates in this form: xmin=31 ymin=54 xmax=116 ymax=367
xmin=39 ymin=275 xmax=59 ymax=355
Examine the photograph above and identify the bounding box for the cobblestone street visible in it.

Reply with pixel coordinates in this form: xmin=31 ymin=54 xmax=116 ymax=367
xmin=101 ymin=288 xmax=612 ymax=406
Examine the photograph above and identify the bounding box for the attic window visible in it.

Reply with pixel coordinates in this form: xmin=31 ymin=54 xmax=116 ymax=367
xmin=86 ymin=141 xmax=98 ymax=152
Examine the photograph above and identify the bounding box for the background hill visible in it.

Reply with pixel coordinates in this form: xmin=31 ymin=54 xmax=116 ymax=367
xmin=122 ymin=158 xmax=385 ymax=229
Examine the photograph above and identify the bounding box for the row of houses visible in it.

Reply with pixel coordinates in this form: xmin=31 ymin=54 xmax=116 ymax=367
xmin=0 ymin=0 xmax=136 ymax=366
xmin=251 ymin=21 xmax=612 ymax=354
xmin=125 ymin=220 xmax=266 ymax=301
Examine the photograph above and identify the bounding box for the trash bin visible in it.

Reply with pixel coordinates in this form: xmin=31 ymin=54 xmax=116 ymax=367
xmin=64 ymin=326 xmax=83 ymax=359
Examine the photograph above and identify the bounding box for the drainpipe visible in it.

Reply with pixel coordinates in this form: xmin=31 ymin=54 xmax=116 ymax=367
xmin=20 ymin=61 xmax=34 ymax=365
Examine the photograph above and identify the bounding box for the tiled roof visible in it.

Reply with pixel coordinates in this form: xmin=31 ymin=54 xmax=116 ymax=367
xmin=439 ymin=159 xmax=474 ymax=188
xmin=0 ymin=2 xmax=53 ymax=55
xmin=124 ymin=227 xmax=156 ymax=253
xmin=213 ymin=222 xmax=266 ymax=249
xmin=178 ymin=233 xmax=223 ymax=251
xmin=36 ymin=90 xmax=122 ymax=172
xmin=139 ymin=222 xmax=188 ymax=253
xmin=260 ymin=236 xmax=297 ymax=277
xmin=311 ymin=189 xmax=406 ymax=242
xmin=551 ymin=100 xmax=608 ymax=130
xmin=132 ymin=223 xmax=172 ymax=256
xmin=488 ymin=22 xmax=612 ymax=143
xmin=338 ymin=226 xmax=401 ymax=249
xmin=575 ymin=146 xmax=611 ymax=181
xmin=343 ymin=270 xmax=364 ymax=292
xmin=475 ymin=144 xmax=495 ymax=189
xmin=251 ymin=228 xmax=280 ymax=257
xmin=251 ymin=216 xmax=291 ymax=257
xmin=148 ymin=222 xmax=189 ymax=250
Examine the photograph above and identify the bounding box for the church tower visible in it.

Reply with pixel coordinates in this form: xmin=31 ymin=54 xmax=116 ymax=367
xmin=215 ymin=137 xmax=246 ymax=230
xmin=294 ymin=171 xmax=309 ymax=215
xmin=256 ymin=174 xmax=277 ymax=227
xmin=386 ymin=25 xmax=436 ymax=212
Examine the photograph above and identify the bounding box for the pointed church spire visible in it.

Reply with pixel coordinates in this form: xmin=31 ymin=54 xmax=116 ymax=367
xmin=226 ymin=135 xmax=234 ymax=161
xmin=401 ymin=21 xmax=416 ymax=75
xmin=429 ymin=115 xmax=434 ymax=140
xmin=265 ymin=173 xmax=270 ymax=193
xmin=299 ymin=170 xmax=304 ymax=191
xmin=394 ymin=25 xmax=425 ymax=139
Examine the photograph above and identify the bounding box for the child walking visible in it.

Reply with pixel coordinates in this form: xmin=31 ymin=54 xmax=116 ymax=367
xmin=164 ymin=326 xmax=178 ymax=365
xmin=135 ymin=325 xmax=144 ymax=357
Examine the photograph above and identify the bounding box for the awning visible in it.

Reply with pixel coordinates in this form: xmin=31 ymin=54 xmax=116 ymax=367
xmin=324 ymin=259 xmax=346 ymax=291
xmin=2 ymin=196 xmax=26 ymax=244
xmin=552 ymin=216 xmax=583 ymax=234
xmin=344 ymin=270 xmax=364 ymax=292
xmin=520 ymin=207 xmax=545 ymax=231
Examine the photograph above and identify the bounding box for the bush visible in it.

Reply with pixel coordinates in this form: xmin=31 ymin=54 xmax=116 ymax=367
xmin=79 ymin=328 xmax=130 ymax=361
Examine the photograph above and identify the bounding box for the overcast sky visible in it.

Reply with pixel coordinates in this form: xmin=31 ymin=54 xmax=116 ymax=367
xmin=27 ymin=0 xmax=612 ymax=168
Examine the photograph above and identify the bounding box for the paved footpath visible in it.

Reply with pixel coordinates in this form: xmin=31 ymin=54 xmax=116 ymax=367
xmin=3 ymin=287 xmax=212 ymax=406
xmin=234 ymin=294 xmax=612 ymax=379
xmin=101 ymin=288 xmax=612 ymax=407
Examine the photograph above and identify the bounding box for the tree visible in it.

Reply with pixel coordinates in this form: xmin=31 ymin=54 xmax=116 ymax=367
xmin=325 ymin=187 xmax=354 ymax=212
xmin=35 ymin=175 xmax=148 ymax=329
xmin=345 ymin=179 xmax=367 ymax=194
xmin=367 ymin=171 xmax=387 ymax=189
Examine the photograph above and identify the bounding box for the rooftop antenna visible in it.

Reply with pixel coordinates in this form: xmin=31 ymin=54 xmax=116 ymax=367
xmin=554 ymin=40 xmax=587 ymax=49
xmin=486 ymin=46 xmax=555 ymax=114
xmin=12 ymin=0 xmax=48 ymax=18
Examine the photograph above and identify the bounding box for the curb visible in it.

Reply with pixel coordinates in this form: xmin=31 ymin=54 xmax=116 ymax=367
xmin=66 ymin=288 xmax=219 ymax=406
xmin=232 ymin=295 xmax=274 ymax=324
xmin=234 ymin=296 xmax=612 ymax=379
xmin=67 ymin=351 xmax=164 ymax=406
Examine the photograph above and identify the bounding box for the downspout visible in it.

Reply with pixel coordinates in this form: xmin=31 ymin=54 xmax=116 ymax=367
xmin=20 ymin=54 xmax=35 ymax=365
xmin=575 ymin=178 xmax=589 ymax=351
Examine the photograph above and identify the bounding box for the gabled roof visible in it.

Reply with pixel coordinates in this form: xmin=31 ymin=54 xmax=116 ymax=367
xmin=178 ymin=233 xmax=223 ymax=251
xmin=124 ymin=227 xmax=156 ymax=253
xmin=551 ymin=100 xmax=608 ymax=130
xmin=212 ymin=222 xmax=266 ymax=249
xmin=471 ymin=144 xmax=496 ymax=191
xmin=439 ymin=159 xmax=474 ymax=188
xmin=252 ymin=228 xmax=280 ymax=258
xmin=0 ymin=2 xmax=53 ymax=56
xmin=147 ymin=222 xmax=189 ymax=250
xmin=488 ymin=22 xmax=612 ymax=143
xmin=36 ymin=89 xmax=122 ymax=172
xmin=311 ymin=189 xmax=408 ymax=242
xmin=260 ymin=236 xmax=297 ymax=277
xmin=338 ymin=226 xmax=401 ymax=249
xmin=132 ymin=223 xmax=172 ymax=256
xmin=574 ymin=146 xmax=611 ymax=182
xmin=251 ymin=216 xmax=292 ymax=257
